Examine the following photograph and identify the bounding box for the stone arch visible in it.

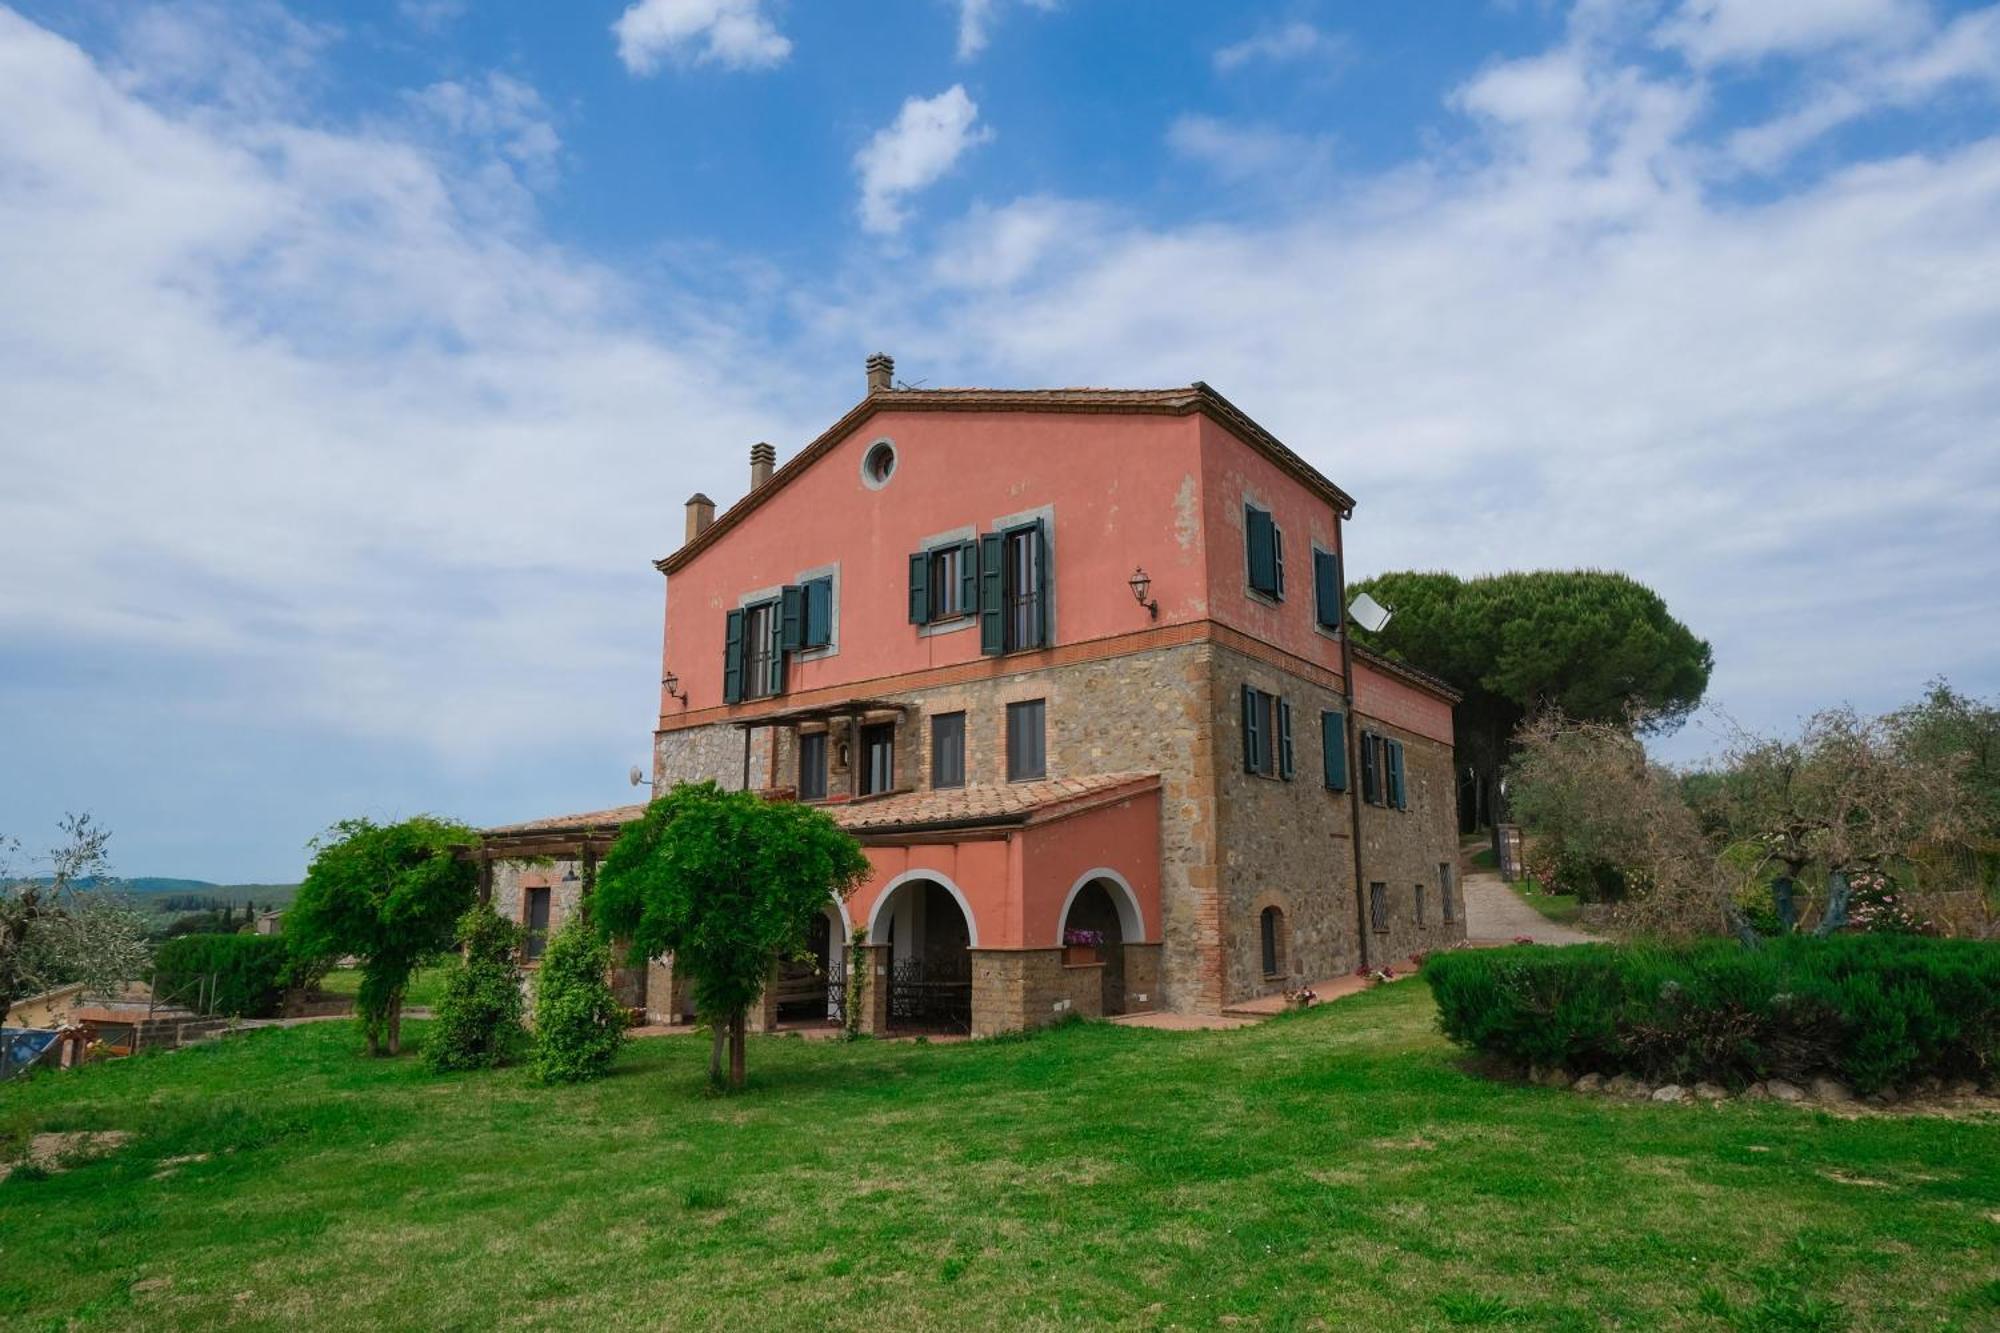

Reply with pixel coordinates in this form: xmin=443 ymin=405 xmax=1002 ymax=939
xmin=866 ymin=869 xmax=980 ymax=948
xmin=1054 ymin=867 xmax=1145 ymax=947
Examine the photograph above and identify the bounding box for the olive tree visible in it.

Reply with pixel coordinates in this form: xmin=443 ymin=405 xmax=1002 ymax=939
xmin=594 ymin=782 xmax=870 ymax=1089
xmin=289 ymin=816 xmax=477 ymax=1055
xmin=0 ymin=814 xmax=150 ymax=1028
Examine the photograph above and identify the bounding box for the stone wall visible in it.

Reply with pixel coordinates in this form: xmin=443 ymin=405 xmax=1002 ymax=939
xmin=654 ymin=720 xmax=766 ymax=795
xmin=487 ymin=858 xmax=585 ymax=938
xmin=1353 ymin=714 xmax=1465 ymax=967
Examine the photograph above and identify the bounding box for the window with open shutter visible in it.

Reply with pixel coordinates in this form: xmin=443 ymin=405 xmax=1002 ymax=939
xmin=1278 ymin=699 xmax=1294 ymax=780
xmin=1241 ymin=684 xmax=1263 ymax=774
xmin=958 ymin=539 xmax=978 ymax=616
xmin=1360 ymin=731 xmax=1381 ymax=804
xmin=779 ymin=584 xmax=804 ymax=652
xmin=1313 ymin=549 xmax=1342 ymax=631
xmin=1321 ymin=710 xmax=1348 ymax=791
xmin=1245 ymin=504 xmax=1282 ymax=599
xmin=1390 ymin=739 xmax=1408 ymax=810
xmin=722 ymin=608 xmax=745 ymax=704
xmin=802 ymin=577 xmax=832 ymax=648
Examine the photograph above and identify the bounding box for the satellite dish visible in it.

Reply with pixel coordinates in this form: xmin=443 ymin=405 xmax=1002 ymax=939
xmin=628 ymin=765 xmax=646 ymax=788
xmin=1348 ymin=592 xmax=1393 ymax=634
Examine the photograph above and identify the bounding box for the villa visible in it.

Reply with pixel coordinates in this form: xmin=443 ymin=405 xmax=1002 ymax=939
xmin=477 ymin=356 xmax=1462 ymax=1035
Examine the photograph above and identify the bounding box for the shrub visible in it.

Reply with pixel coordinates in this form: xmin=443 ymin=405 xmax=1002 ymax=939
xmin=422 ymin=906 xmax=527 ymax=1073
xmin=152 ymin=934 xmax=290 ymax=1017
xmin=530 ymin=919 xmax=624 ymax=1085
xmin=1424 ymin=935 xmax=2000 ymax=1093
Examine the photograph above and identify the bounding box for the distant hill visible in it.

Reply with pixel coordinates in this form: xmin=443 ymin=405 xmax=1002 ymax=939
xmin=18 ymin=877 xmax=301 ymax=912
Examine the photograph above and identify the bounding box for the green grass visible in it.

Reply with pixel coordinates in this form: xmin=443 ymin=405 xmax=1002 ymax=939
xmin=1511 ymin=879 xmax=1584 ymax=926
xmin=317 ymin=966 xmax=447 ymax=1008
xmin=2 ymin=985 xmax=1995 ymax=1330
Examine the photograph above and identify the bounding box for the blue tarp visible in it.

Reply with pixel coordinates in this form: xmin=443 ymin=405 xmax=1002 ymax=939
xmin=1 ymin=1027 xmax=58 ymax=1080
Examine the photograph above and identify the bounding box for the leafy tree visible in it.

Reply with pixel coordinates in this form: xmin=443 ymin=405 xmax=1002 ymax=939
xmin=1347 ymin=570 xmax=1712 ymax=829
xmin=0 ymin=814 xmax=150 ymax=1028
xmin=594 ymin=782 xmax=871 ymax=1089
xmin=423 ymin=905 xmax=527 ymax=1073
xmin=530 ymin=918 xmax=625 ymax=1084
xmin=289 ymin=816 xmax=477 ymax=1055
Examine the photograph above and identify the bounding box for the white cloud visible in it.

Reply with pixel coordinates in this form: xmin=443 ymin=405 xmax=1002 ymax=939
xmin=854 ymin=85 xmax=992 ymax=234
xmin=1166 ymin=114 xmax=1331 ymax=182
xmin=399 ymin=0 xmax=467 ymax=32
xmin=408 ymin=71 xmax=563 ymax=193
xmin=611 ymin=0 xmax=791 ymax=75
xmin=954 ymin=0 xmax=1059 ymax=61
xmin=1657 ymin=0 xmax=1929 ymax=66
xmin=1213 ymin=21 xmax=1349 ymax=73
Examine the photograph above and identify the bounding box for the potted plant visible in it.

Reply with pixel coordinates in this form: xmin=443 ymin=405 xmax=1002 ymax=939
xmin=1063 ymin=928 xmax=1105 ymax=966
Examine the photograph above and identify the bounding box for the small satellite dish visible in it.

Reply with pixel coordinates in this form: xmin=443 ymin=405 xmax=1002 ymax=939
xmin=1348 ymin=592 xmax=1393 ymax=634
xmin=628 ymin=765 xmax=646 ymax=788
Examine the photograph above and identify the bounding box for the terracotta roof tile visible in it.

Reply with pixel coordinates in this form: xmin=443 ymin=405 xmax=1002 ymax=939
xmin=483 ymin=804 xmax=646 ymax=836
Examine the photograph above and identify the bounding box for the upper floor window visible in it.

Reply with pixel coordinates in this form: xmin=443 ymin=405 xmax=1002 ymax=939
xmin=1006 ymin=699 xmax=1046 ymax=781
xmin=909 ymin=540 xmax=977 ymax=626
xmin=1359 ymin=731 xmax=1407 ymax=809
xmin=931 ymin=712 xmax=966 ymax=789
xmin=724 ymin=599 xmax=784 ymax=704
xmin=1245 ymin=503 xmax=1284 ymax=600
xmin=798 ymin=731 xmax=828 ymax=801
xmin=1241 ymin=686 xmax=1293 ymax=780
xmin=1312 ymin=548 xmax=1342 ymax=632
xmin=978 ymin=521 xmax=1050 ymax=655
xmin=798 ymin=576 xmax=833 ymax=649
xmin=860 ymin=722 xmax=896 ymax=796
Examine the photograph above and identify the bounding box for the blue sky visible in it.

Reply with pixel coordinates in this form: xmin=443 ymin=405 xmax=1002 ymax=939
xmin=3 ymin=0 xmax=1998 ymax=882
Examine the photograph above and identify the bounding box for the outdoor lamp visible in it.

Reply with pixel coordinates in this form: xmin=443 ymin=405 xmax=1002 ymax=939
xmin=661 ymin=670 xmax=686 ymax=703
xmin=1128 ymin=566 xmax=1158 ymax=619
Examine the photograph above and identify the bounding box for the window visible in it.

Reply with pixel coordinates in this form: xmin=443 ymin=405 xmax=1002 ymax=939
xmin=1241 ymin=687 xmax=1292 ymax=779
xmin=798 ymin=731 xmax=828 ymax=801
xmin=1360 ymin=731 xmax=1381 ymax=803
xmin=1313 ymin=548 xmax=1342 ymax=632
xmin=1360 ymin=731 xmax=1404 ymax=808
xmin=931 ymin=712 xmax=966 ymax=789
xmin=1414 ymin=883 xmax=1426 ymax=927
xmin=909 ymin=541 xmax=977 ymax=626
xmin=1260 ymin=906 xmax=1284 ymax=978
xmin=1245 ymin=503 xmax=1284 ymax=599
xmin=860 ymin=722 xmax=895 ymax=796
xmin=1387 ymin=738 xmax=1408 ymax=810
xmin=979 ymin=521 xmax=1050 ymax=654
xmin=1440 ymin=862 xmax=1455 ymax=923
xmin=1006 ymin=700 xmax=1046 ymax=781
xmin=862 ymin=439 xmax=897 ymax=488
xmin=524 ymin=887 xmax=551 ymax=961
xmin=800 ymin=577 xmax=833 ymax=649
xmin=724 ymin=599 xmax=784 ymax=704
xmin=1320 ymin=710 xmax=1348 ymax=791
xmin=1369 ymin=882 xmax=1388 ymax=934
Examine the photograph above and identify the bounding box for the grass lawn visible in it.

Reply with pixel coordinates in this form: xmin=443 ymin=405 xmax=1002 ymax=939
xmin=1511 ymin=879 xmax=1585 ymax=927
xmin=3 ymin=984 xmax=1996 ymax=1330
xmin=317 ymin=965 xmax=446 ymax=1008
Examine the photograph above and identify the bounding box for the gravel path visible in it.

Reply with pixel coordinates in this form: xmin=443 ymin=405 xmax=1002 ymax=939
xmin=1461 ymin=871 xmax=1597 ymax=945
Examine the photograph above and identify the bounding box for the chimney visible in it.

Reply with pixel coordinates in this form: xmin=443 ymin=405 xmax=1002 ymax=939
xmin=866 ymin=352 xmax=895 ymax=394
xmin=749 ymin=441 xmax=776 ymax=491
xmin=684 ymin=492 xmax=715 ymax=543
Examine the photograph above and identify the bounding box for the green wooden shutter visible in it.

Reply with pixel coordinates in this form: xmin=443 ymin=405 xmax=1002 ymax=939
xmin=1032 ymin=521 xmax=1050 ymax=647
xmin=1278 ymin=699 xmax=1294 ymax=780
xmin=908 ymin=552 xmax=930 ymax=625
xmin=958 ymin=540 xmax=978 ymax=616
xmin=1273 ymin=526 xmax=1285 ymax=599
xmin=1241 ymin=685 xmax=1262 ymax=774
xmin=1314 ymin=550 xmax=1341 ymax=631
xmin=722 ymin=609 xmax=745 ymax=704
xmin=804 ymin=578 xmax=832 ymax=647
xmin=779 ymin=585 xmax=804 ymax=652
xmin=1322 ymin=710 xmax=1348 ymax=790
xmin=1245 ymin=504 xmax=1277 ymax=595
xmin=978 ymin=532 xmax=1005 ymax=654
xmin=1360 ymin=731 xmax=1379 ymax=804
xmin=1390 ymin=740 xmax=1408 ymax=809
xmin=766 ymin=610 xmax=786 ymax=696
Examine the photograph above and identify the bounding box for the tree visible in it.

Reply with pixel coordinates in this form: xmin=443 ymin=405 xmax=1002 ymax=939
xmin=1347 ymin=570 xmax=1712 ymax=829
xmin=0 ymin=814 xmax=151 ymax=1028
xmin=423 ymin=905 xmax=527 ymax=1073
xmin=288 ymin=816 xmax=477 ymax=1055
xmin=594 ymin=782 xmax=871 ymax=1089
xmin=530 ymin=918 xmax=625 ymax=1084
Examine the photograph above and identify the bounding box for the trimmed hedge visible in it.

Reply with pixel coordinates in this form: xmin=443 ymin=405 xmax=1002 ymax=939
xmin=152 ymin=934 xmax=292 ymax=1018
xmin=1424 ymin=935 xmax=2000 ymax=1094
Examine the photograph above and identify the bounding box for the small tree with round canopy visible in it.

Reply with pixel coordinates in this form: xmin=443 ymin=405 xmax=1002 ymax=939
xmin=593 ymin=782 xmax=870 ymax=1089
xmin=289 ymin=815 xmax=478 ymax=1055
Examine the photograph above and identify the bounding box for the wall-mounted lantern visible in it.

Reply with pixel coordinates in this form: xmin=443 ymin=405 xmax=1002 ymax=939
xmin=1128 ymin=566 xmax=1159 ymax=619
xmin=661 ymin=671 xmax=687 ymax=704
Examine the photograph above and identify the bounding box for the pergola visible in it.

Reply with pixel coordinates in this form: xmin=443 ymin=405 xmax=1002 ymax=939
xmin=732 ymin=697 xmax=910 ymax=799
xmin=466 ymin=806 xmax=640 ymax=906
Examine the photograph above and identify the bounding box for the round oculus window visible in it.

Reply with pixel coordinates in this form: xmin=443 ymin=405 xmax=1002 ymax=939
xmin=861 ymin=439 xmax=897 ymax=489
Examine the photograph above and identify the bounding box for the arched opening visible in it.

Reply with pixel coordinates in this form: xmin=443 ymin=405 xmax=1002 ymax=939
xmin=874 ymin=877 xmax=973 ymax=1033
xmin=775 ymin=901 xmax=847 ymax=1029
xmin=1061 ymin=878 xmax=1131 ymax=1016
xmin=1258 ymin=905 xmax=1288 ymax=981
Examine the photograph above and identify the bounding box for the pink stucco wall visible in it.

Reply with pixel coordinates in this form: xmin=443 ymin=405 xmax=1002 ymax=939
xmin=1353 ymin=660 xmax=1455 ymax=746
xmin=662 ymin=409 xmax=1208 ymax=712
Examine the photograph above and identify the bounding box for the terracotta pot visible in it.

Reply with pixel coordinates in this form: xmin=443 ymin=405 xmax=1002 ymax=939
xmin=1064 ymin=944 xmax=1100 ymax=966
